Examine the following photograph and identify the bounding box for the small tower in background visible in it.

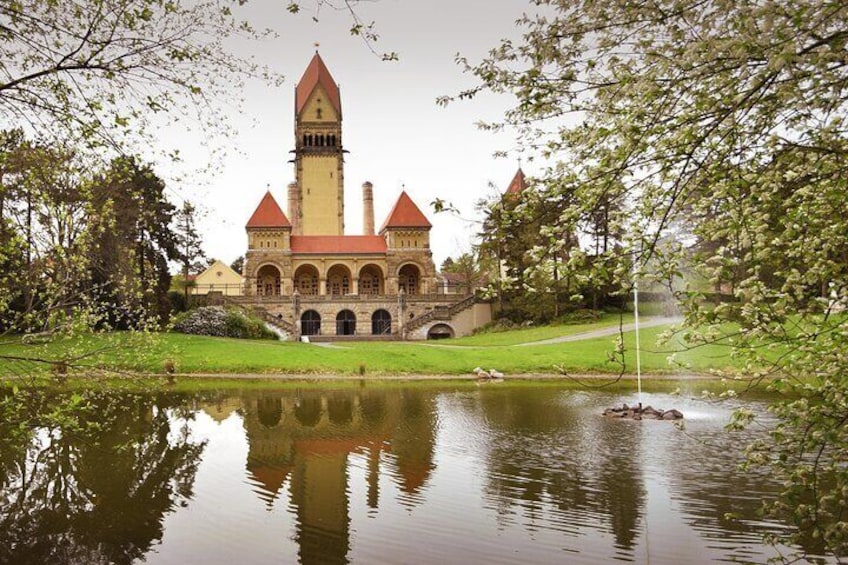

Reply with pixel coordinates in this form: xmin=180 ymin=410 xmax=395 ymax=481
xmin=362 ymin=181 xmax=375 ymax=236
xmin=287 ymin=181 xmax=301 ymax=235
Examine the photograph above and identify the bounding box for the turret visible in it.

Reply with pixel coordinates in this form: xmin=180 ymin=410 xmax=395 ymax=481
xmin=362 ymin=181 xmax=375 ymax=236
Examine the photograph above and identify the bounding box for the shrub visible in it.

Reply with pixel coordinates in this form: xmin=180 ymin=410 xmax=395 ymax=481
xmin=172 ymin=306 xmax=277 ymax=340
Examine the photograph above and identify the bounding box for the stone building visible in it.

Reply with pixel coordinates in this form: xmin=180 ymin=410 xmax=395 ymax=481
xmin=238 ymin=53 xmax=490 ymax=340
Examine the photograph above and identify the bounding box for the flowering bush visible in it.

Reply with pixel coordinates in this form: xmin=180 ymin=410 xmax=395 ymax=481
xmin=172 ymin=307 xmax=276 ymax=340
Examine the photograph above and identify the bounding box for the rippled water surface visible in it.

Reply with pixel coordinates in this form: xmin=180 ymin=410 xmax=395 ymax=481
xmin=0 ymin=384 xmax=830 ymax=564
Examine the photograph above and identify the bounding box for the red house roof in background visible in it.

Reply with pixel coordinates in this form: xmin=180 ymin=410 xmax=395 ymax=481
xmin=246 ymin=191 xmax=291 ymax=228
xmin=379 ymin=191 xmax=432 ymax=232
xmin=296 ymin=52 xmax=341 ymax=116
xmin=290 ymin=235 xmax=387 ymax=254
xmin=505 ymin=168 xmax=527 ymax=196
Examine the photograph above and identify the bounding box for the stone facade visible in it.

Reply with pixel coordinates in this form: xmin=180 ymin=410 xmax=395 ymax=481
xmin=236 ymin=53 xmax=488 ymax=340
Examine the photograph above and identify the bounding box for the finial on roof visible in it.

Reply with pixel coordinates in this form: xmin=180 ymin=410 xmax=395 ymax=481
xmin=314 ymin=42 xmax=320 ymax=51
xmin=517 ymin=155 xmax=522 ymax=169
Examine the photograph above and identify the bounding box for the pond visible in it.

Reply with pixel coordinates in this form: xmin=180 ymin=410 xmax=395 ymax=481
xmin=0 ymin=383 xmax=832 ymax=564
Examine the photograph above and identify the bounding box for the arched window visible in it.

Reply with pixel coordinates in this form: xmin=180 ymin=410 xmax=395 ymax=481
xmin=294 ymin=265 xmax=319 ymax=295
xmin=327 ymin=265 xmax=352 ymax=296
xmin=336 ymin=310 xmax=356 ymax=335
xmin=301 ymin=310 xmax=321 ymax=336
xmin=359 ymin=265 xmax=383 ymax=295
xmin=371 ymin=309 xmax=391 ymax=335
xmin=399 ymin=264 xmax=421 ymax=295
xmin=256 ymin=265 xmax=281 ymax=296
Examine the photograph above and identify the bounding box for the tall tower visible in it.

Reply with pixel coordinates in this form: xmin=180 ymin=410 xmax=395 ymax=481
xmin=293 ymin=52 xmax=344 ymax=235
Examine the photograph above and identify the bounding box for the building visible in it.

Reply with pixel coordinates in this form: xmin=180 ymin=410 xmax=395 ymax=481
xmin=191 ymin=259 xmax=243 ymax=296
xmin=236 ymin=53 xmax=490 ymax=340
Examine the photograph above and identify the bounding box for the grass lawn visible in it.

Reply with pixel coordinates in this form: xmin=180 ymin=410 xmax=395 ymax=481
xmin=0 ymin=320 xmax=745 ymax=377
xmin=448 ymin=312 xmax=637 ymax=346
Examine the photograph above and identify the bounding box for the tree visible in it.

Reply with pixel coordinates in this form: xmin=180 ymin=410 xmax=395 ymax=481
xmin=451 ymin=0 xmax=848 ymax=558
xmin=173 ymin=201 xmax=205 ymax=305
xmin=230 ymin=255 xmax=244 ymax=275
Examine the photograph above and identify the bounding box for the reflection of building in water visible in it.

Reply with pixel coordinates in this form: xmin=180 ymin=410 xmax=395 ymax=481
xmin=200 ymin=389 xmax=437 ymax=564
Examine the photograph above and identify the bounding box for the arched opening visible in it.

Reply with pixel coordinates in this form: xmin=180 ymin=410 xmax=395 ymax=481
xmin=301 ymin=310 xmax=321 ymax=336
xmin=399 ymin=264 xmax=421 ymax=295
xmin=336 ymin=310 xmax=356 ymax=336
xmin=257 ymin=397 xmax=283 ymax=428
xmin=327 ymin=397 xmax=353 ymax=425
xmin=295 ymin=395 xmax=322 ymax=427
xmin=294 ymin=264 xmax=319 ymax=295
xmin=371 ymin=309 xmax=392 ymax=335
xmin=427 ymin=324 xmax=454 ymax=340
xmin=359 ymin=264 xmax=383 ymax=295
xmin=327 ymin=264 xmax=352 ymax=296
xmin=256 ymin=264 xmax=281 ymax=296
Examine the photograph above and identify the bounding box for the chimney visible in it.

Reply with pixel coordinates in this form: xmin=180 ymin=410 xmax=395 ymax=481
xmin=362 ymin=181 xmax=375 ymax=236
xmin=287 ymin=181 xmax=301 ymax=235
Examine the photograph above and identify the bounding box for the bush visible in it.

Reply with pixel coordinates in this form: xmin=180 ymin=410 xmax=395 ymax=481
xmin=172 ymin=306 xmax=277 ymax=340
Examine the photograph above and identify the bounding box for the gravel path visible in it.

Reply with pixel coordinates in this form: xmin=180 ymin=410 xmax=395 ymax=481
xmin=514 ymin=317 xmax=682 ymax=347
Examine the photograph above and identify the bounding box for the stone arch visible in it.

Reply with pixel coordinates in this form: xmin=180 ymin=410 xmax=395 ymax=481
xmin=427 ymin=323 xmax=454 ymax=340
xmin=294 ymin=264 xmax=319 ymax=295
xmin=257 ymin=397 xmax=283 ymax=428
xmin=371 ymin=309 xmax=392 ymax=335
xmin=359 ymin=264 xmax=384 ymax=295
xmin=294 ymin=395 xmax=322 ymax=427
xmin=398 ymin=263 xmax=422 ymax=295
xmin=327 ymin=396 xmax=353 ymax=425
xmin=336 ymin=309 xmax=356 ymax=335
xmin=301 ymin=310 xmax=321 ymax=336
xmin=256 ymin=264 xmax=282 ymax=296
xmin=327 ymin=264 xmax=352 ymax=296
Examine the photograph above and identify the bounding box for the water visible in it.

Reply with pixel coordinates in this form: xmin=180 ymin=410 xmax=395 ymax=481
xmin=0 ymin=384 xmax=831 ymax=564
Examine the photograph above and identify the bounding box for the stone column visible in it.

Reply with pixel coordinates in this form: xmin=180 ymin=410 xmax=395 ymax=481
xmin=362 ymin=181 xmax=375 ymax=236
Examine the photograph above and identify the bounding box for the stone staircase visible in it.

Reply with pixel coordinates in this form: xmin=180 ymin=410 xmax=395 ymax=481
xmin=405 ymin=294 xmax=477 ymax=333
xmin=222 ymin=296 xmax=294 ymax=338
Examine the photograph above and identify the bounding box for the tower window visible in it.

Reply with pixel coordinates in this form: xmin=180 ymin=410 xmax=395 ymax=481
xmin=316 ymin=108 xmax=322 ymax=119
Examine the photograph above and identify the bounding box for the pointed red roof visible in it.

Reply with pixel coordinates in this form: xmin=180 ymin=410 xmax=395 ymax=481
xmin=246 ymin=191 xmax=291 ymax=228
xmin=505 ymin=168 xmax=527 ymax=196
xmin=380 ymin=191 xmax=432 ymax=232
xmin=295 ymin=52 xmax=341 ymax=116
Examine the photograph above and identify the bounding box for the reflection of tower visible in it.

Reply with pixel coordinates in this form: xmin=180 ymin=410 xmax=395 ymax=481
xmin=293 ymin=52 xmax=345 ymax=236
xmin=226 ymin=389 xmax=438 ymax=562
xmin=389 ymin=391 xmax=437 ymax=498
xmin=290 ymin=441 xmax=350 ymax=564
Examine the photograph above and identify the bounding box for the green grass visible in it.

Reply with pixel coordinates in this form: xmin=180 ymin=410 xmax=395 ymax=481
xmin=450 ymin=312 xmax=637 ymax=346
xmin=0 ymin=321 xmax=745 ymax=377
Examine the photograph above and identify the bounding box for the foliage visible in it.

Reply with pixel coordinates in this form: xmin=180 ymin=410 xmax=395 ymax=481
xmin=450 ymin=0 xmax=848 ymax=557
xmin=172 ymin=306 xmax=276 ymax=340
xmin=172 ymin=201 xmax=206 ymax=304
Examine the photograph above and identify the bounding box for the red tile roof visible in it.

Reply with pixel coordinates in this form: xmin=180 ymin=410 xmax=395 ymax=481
xmin=295 ymin=52 xmax=341 ymax=117
xmin=379 ymin=191 xmax=432 ymax=231
xmin=290 ymin=235 xmax=387 ymax=254
xmin=505 ymin=168 xmax=527 ymax=196
xmin=246 ymin=191 xmax=291 ymax=228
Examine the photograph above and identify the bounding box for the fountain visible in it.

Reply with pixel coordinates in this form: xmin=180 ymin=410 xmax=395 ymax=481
xmin=603 ymin=269 xmax=684 ymax=421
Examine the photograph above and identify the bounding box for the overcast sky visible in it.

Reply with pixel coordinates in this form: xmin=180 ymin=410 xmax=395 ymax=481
xmin=160 ymin=0 xmax=532 ymax=268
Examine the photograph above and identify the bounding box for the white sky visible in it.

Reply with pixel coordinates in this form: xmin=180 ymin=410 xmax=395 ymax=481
xmin=160 ymin=0 xmax=531 ymax=268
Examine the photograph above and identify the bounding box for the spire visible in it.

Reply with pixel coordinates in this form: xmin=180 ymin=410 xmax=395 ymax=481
xmin=246 ymin=191 xmax=291 ymax=228
xmin=379 ymin=191 xmax=432 ymax=232
xmin=505 ymin=168 xmax=527 ymax=196
xmin=295 ymin=52 xmax=341 ymax=116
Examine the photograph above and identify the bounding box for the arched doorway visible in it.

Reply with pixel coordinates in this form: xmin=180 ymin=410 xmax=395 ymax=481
xmin=256 ymin=265 xmax=281 ymax=296
xmin=336 ymin=310 xmax=356 ymax=335
xmin=294 ymin=264 xmax=319 ymax=295
xmin=301 ymin=310 xmax=321 ymax=336
xmin=427 ymin=324 xmax=454 ymax=340
xmin=327 ymin=264 xmax=352 ymax=296
xmin=399 ymin=264 xmax=421 ymax=295
xmin=371 ymin=309 xmax=392 ymax=335
xmin=359 ymin=264 xmax=383 ymax=295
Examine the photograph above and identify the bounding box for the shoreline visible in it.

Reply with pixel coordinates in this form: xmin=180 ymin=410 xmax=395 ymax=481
xmin=168 ymin=371 xmax=716 ymax=381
